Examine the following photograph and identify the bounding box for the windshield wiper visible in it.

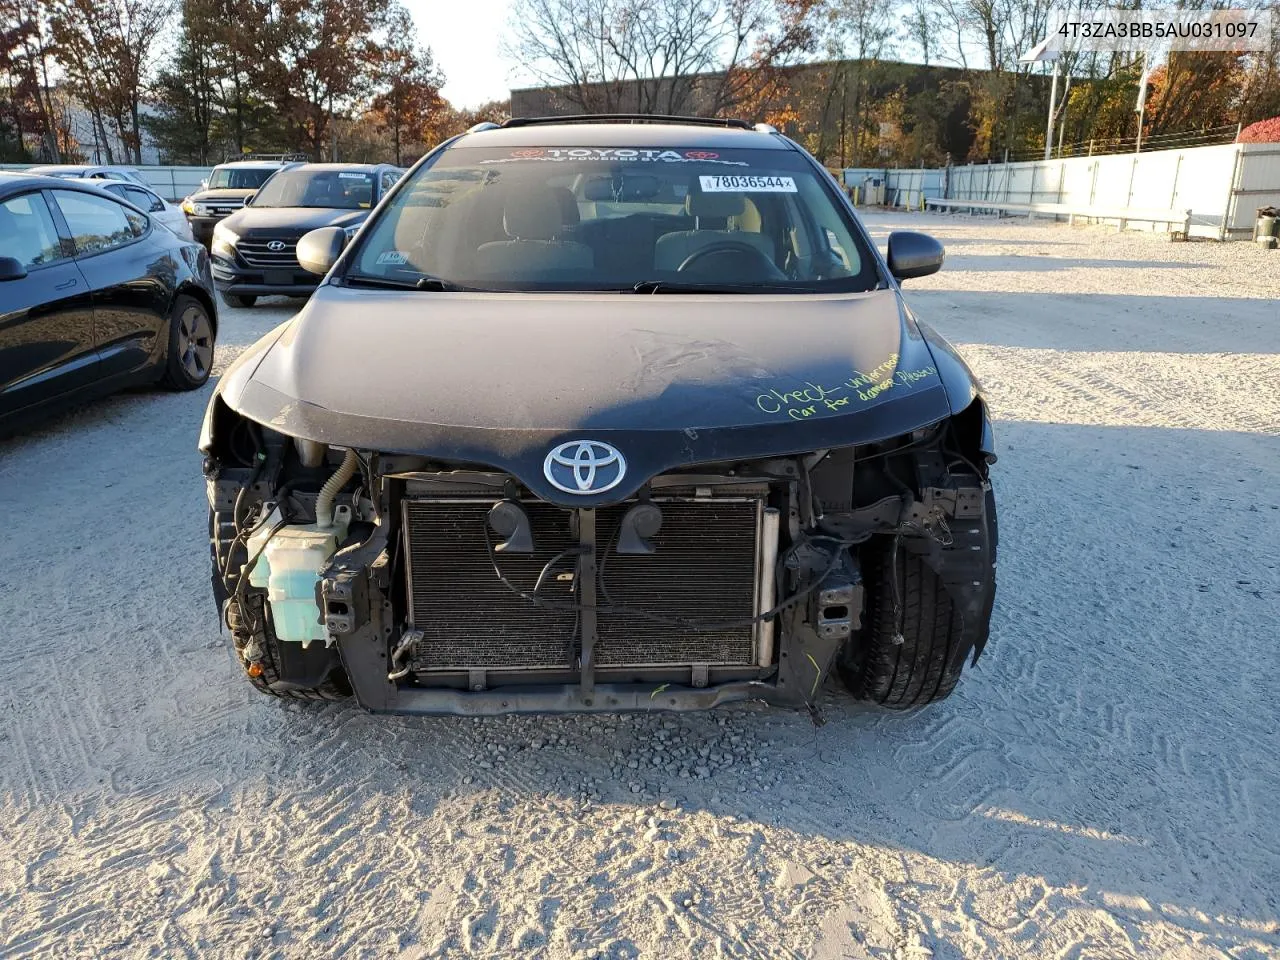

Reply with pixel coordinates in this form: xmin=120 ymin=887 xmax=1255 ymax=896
xmin=630 ymin=279 xmax=803 ymax=294
xmin=343 ymin=274 xmax=457 ymax=292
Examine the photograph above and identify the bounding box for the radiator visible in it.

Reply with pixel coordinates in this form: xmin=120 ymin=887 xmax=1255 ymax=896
xmin=403 ymin=497 xmax=761 ymax=673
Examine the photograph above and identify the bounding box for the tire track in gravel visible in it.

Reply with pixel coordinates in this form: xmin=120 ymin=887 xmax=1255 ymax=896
xmin=960 ymin=345 xmax=1280 ymax=435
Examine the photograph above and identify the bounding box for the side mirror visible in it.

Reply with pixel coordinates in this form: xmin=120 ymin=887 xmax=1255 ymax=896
xmin=200 ymin=178 xmax=209 ymax=190
xmin=0 ymin=256 xmax=28 ymax=282
xmin=886 ymin=231 xmax=945 ymax=281
xmin=242 ymin=191 xmax=257 ymax=206
xmin=297 ymin=226 xmax=348 ymax=276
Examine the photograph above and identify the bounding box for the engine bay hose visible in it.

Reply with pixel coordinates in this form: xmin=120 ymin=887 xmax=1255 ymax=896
xmin=315 ymin=448 xmax=357 ymax=529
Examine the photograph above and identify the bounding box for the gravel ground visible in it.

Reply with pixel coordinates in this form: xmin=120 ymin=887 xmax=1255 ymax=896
xmin=1 ymin=212 xmax=1278 ymax=960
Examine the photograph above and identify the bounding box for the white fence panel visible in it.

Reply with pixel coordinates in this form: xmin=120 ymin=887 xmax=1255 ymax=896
xmin=0 ymin=163 xmax=214 ymax=200
xmin=1063 ymin=159 xmax=1096 ymax=205
xmin=1231 ymin=144 xmax=1280 ymax=232
xmin=1089 ymin=154 xmax=1135 ymax=210
xmin=850 ymin=141 xmax=1270 ymax=238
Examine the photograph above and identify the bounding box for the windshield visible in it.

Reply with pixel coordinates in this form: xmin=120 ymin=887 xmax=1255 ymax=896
xmin=209 ymin=167 xmax=276 ymax=190
xmin=251 ymin=169 xmax=374 ymax=209
xmin=346 ymin=145 xmax=879 ymax=293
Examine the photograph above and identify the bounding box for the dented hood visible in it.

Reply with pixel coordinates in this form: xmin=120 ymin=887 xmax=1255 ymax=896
xmin=217 ymin=284 xmax=953 ymax=504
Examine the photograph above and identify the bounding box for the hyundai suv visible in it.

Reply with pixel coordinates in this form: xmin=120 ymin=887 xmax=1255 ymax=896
xmin=200 ymin=117 xmax=997 ymax=716
xmin=209 ymin=162 xmax=405 ymax=307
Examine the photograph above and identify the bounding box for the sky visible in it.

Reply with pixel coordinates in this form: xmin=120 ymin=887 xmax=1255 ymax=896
xmin=403 ymin=0 xmax=524 ymax=108
xmin=398 ymin=0 xmax=1028 ymax=111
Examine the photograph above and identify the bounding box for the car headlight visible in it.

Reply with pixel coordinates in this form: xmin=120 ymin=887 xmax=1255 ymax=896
xmin=194 ymin=202 xmax=210 ymax=217
xmin=211 ymin=223 xmax=238 ymax=256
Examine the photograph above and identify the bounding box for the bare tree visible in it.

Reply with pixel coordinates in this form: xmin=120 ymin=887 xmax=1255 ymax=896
xmin=821 ymin=0 xmax=894 ymax=164
xmin=49 ymin=0 xmax=171 ymax=163
xmin=504 ymin=0 xmax=814 ymax=116
xmin=1 ymin=0 xmax=63 ymax=159
xmin=904 ymin=0 xmax=940 ymax=65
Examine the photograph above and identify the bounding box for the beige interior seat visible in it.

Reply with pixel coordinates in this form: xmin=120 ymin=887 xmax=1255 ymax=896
xmin=653 ymin=191 xmax=775 ymax=271
xmin=474 ymin=189 xmax=593 ymax=275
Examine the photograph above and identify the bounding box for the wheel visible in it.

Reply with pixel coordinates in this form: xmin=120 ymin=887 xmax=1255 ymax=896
xmin=839 ymin=490 xmax=997 ymax=708
xmin=211 ymin=505 xmax=352 ymax=703
xmin=221 ymin=292 xmax=257 ymax=308
xmin=229 ymin=599 xmax=352 ymax=702
xmin=160 ymin=294 xmax=215 ymax=390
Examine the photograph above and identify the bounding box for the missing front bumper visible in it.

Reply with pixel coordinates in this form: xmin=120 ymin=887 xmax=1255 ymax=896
xmin=339 ymin=680 xmax=796 ymax=716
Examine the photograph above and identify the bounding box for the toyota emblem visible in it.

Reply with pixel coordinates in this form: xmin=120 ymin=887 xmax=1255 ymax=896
xmin=266 ymin=240 xmax=286 ymax=251
xmin=544 ymin=441 xmax=626 ymax=495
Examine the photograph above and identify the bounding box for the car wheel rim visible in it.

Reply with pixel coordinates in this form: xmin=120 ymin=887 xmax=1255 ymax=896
xmin=178 ymin=305 xmax=213 ymax=379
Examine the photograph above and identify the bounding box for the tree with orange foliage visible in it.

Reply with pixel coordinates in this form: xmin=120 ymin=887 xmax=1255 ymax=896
xmin=369 ymin=4 xmax=446 ymax=166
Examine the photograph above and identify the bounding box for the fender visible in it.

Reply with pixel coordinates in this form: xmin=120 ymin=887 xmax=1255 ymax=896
xmin=912 ymin=314 xmax=996 ymax=462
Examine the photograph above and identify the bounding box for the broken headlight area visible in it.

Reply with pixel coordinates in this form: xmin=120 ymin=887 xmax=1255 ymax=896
xmin=204 ymin=410 xmax=996 ymax=715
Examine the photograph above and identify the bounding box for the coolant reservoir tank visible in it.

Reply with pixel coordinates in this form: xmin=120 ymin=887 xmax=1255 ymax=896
xmin=249 ymin=505 xmax=352 ymax=646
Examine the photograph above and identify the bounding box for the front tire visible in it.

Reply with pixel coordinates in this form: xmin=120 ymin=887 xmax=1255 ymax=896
xmin=221 ymin=292 xmax=257 ymax=308
xmin=160 ymin=294 xmax=215 ymax=390
xmin=226 ymin=598 xmax=352 ymax=702
xmin=839 ymin=491 xmax=997 ymax=708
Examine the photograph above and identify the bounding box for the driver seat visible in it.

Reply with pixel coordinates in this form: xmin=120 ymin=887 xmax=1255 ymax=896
xmin=653 ymin=190 xmax=774 ymax=271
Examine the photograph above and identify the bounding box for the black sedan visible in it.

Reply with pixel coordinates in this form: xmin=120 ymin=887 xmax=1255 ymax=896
xmin=0 ymin=172 xmax=217 ymax=433
xmin=210 ymin=162 xmax=404 ymax=307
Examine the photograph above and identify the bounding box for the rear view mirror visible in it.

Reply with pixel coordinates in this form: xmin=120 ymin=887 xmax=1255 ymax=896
xmin=297 ymin=226 xmax=348 ymax=276
xmin=886 ymin=231 xmax=945 ymax=281
xmin=0 ymin=256 xmax=28 ymax=282
xmin=243 ymin=191 xmax=257 ymax=206
xmin=583 ymin=175 xmax=660 ymax=202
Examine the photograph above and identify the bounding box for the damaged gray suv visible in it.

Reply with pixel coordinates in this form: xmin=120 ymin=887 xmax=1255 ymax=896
xmin=200 ymin=115 xmax=997 ymax=716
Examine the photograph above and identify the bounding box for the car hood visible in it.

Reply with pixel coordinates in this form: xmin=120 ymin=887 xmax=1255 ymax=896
xmin=191 ymin=188 xmax=257 ymax=201
xmin=217 ymin=285 xmax=954 ymax=504
xmin=222 ymin=207 xmax=367 ymax=237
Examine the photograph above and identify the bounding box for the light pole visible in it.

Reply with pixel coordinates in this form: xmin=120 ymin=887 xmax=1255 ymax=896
xmin=1135 ymin=51 xmax=1156 ymax=154
xmin=1020 ymin=37 xmax=1062 ymax=161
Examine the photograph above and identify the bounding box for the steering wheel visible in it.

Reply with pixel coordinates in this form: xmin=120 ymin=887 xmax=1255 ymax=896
xmin=677 ymin=241 xmax=785 ymax=280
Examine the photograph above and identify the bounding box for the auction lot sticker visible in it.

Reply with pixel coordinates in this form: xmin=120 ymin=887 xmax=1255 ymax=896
xmin=699 ymin=175 xmax=797 ymax=192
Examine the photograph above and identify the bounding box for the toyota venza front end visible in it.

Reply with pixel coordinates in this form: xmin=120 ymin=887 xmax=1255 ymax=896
xmin=200 ymin=117 xmax=998 ymax=716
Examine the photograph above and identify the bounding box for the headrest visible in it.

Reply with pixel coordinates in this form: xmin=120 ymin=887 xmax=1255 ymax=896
xmin=547 ymin=186 xmax=580 ymax=226
xmin=687 ymin=189 xmax=746 ymax=219
xmin=503 ymin=190 xmax=564 ymax=240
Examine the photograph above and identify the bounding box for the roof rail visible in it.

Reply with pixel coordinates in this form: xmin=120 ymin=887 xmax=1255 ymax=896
xmin=501 ymin=114 xmax=753 ymax=130
xmin=467 ymin=121 xmax=502 ymax=133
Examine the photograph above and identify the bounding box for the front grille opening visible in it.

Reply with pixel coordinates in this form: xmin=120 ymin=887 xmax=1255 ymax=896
xmin=403 ymin=496 xmax=761 ymax=675
xmin=237 ymin=238 xmax=300 ymax=269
